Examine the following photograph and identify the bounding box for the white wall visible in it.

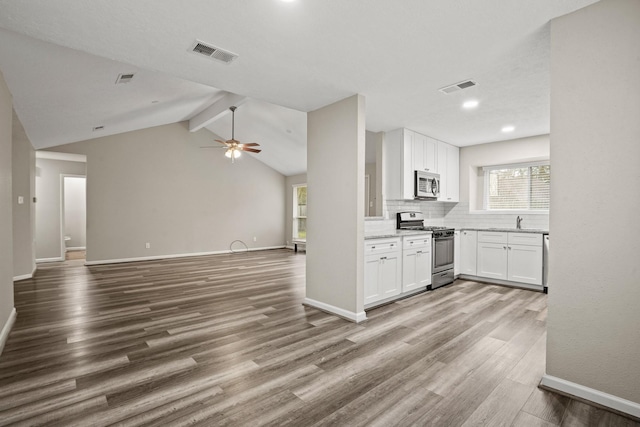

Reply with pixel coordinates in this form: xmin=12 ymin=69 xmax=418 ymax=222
xmin=35 ymin=158 xmax=86 ymax=261
xmin=546 ymin=0 xmax=640 ymax=408
xmin=52 ymin=121 xmax=286 ymax=263
xmin=0 ymin=70 xmax=15 ymax=350
xmin=63 ymin=176 xmax=86 ymax=249
xmin=306 ymin=94 xmax=366 ymax=321
xmin=12 ymin=110 xmax=36 ymax=279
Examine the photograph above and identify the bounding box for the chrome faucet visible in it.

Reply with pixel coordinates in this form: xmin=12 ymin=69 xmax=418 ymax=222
xmin=516 ymin=216 xmax=523 ymax=230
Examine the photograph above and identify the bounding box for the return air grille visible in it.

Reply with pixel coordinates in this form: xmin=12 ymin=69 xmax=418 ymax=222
xmin=189 ymin=40 xmax=238 ymax=64
xmin=115 ymin=73 xmax=135 ymax=84
xmin=439 ymin=79 xmax=477 ymax=94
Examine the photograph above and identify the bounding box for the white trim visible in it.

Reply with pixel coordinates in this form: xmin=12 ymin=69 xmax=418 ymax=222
xmin=65 ymin=246 xmax=86 ymax=251
xmin=0 ymin=308 xmax=17 ymax=356
xmin=13 ymin=273 xmax=32 ymax=282
xmin=468 ymin=209 xmax=549 ymax=215
xmin=303 ymin=298 xmax=367 ymax=323
xmin=458 ymin=275 xmax=544 ymax=292
xmin=482 ymin=160 xmax=549 ymax=172
xmin=36 ymin=257 xmax=65 ymax=263
xmin=36 ymin=151 xmax=87 ymax=162
xmin=540 ymin=374 xmax=640 ymax=419
xmin=84 ymin=246 xmax=287 ymax=266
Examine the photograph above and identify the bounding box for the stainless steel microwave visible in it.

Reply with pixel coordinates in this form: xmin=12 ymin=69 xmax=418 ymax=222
xmin=414 ymin=170 xmax=440 ymax=200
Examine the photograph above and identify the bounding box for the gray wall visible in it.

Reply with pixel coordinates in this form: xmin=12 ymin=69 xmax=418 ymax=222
xmin=35 ymin=158 xmax=86 ymax=261
xmin=12 ymin=111 xmax=36 ymax=279
xmin=306 ymin=94 xmax=365 ymax=320
xmin=0 ymin=70 xmax=15 ymax=339
xmin=548 ymin=0 xmax=640 ymax=404
xmin=52 ymin=121 xmax=286 ymax=263
xmin=284 ymin=173 xmax=307 ymax=247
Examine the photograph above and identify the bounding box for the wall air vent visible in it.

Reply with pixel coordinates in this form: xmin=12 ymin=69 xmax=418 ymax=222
xmin=439 ymin=79 xmax=477 ymax=94
xmin=92 ymin=126 xmax=104 ymax=131
xmin=115 ymin=73 xmax=135 ymax=84
xmin=189 ymin=40 xmax=238 ymax=64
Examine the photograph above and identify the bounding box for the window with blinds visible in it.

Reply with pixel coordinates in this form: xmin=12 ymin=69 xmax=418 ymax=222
xmin=483 ymin=162 xmax=550 ymax=211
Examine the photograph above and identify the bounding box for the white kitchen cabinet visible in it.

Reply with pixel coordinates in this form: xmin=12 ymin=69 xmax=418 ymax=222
xmin=507 ymin=233 xmax=543 ymax=285
xmin=383 ymin=128 xmax=414 ymax=200
xmin=460 ymin=230 xmax=477 ymax=275
xmin=383 ymin=128 xmax=437 ymax=200
xmin=477 ymin=241 xmax=509 ymax=280
xmin=364 ymin=238 xmax=402 ymax=305
xmin=402 ymin=235 xmax=431 ymax=292
xmin=413 ymin=133 xmax=438 ymax=173
xmin=437 ymin=141 xmax=459 ymax=202
xmin=475 ymin=231 xmax=543 ymax=286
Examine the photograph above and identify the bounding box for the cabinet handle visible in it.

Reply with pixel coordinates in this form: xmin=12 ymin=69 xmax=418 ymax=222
xmin=447 ymin=198 xmax=451 ymax=200
xmin=503 ymin=246 xmax=507 ymax=250
xmin=508 ymin=246 xmax=512 ymax=250
xmin=380 ymin=256 xmax=387 ymax=260
xmin=372 ymin=246 xmax=376 ymax=249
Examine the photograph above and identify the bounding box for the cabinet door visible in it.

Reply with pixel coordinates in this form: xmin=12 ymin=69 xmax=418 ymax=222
xmin=446 ymin=144 xmax=459 ymax=202
xmin=402 ymin=250 xmax=417 ymax=291
xmin=460 ymin=230 xmax=477 ymax=275
xmin=425 ymin=137 xmax=438 ymax=173
xmin=477 ymin=242 xmax=508 ymax=280
xmin=508 ymin=244 xmax=543 ymax=285
xmin=364 ymin=256 xmax=381 ymax=305
xmin=379 ymin=253 xmax=402 ymax=298
xmin=415 ymin=250 xmax=431 ymax=287
xmin=412 ymin=131 xmax=426 ymax=172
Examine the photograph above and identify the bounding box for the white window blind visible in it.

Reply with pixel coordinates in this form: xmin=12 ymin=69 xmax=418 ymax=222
xmin=483 ymin=162 xmax=550 ymax=210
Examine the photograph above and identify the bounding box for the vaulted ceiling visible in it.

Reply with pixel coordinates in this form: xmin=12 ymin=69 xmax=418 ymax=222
xmin=0 ymin=0 xmax=598 ymax=176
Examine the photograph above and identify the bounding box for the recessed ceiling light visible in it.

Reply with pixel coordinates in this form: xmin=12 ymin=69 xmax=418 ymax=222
xmin=462 ymin=100 xmax=479 ymax=109
xmin=502 ymin=125 xmax=515 ymax=133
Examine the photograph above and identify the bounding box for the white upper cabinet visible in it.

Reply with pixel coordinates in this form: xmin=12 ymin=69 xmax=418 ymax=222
xmin=437 ymin=141 xmax=459 ymax=202
xmin=413 ymin=133 xmax=438 ymax=173
xmin=384 ymin=128 xmax=455 ymax=201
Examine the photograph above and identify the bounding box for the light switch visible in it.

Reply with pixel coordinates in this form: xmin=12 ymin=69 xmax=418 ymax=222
xmin=18 ymin=196 xmax=24 ymax=204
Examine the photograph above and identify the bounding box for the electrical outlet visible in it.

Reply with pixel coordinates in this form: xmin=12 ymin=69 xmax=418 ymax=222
xmin=253 ymin=236 xmax=257 ymax=242
xmin=145 ymin=243 xmax=151 ymax=249
xmin=18 ymin=196 xmax=24 ymax=204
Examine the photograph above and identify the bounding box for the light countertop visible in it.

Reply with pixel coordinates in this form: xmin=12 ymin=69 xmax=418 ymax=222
xmin=365 ymin=229 xmax=432 ymax=240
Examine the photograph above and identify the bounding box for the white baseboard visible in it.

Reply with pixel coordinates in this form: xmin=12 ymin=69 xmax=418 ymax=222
xmin=84 ymin=246 xmax=287 ymax=266
xmin=36 ymin=256 xmax=64 ymax=263
xmin=303 ymin=298 xmax=367 ymax=323
xmin=0 ymin=308 xmax=17 ymax=356
xmin=65 ymin=246 xmax=86 ymax=252
xmin=13 ymin=273 xmax=32 ymax=282
xmin=540 ymin=374 xmax=640 ymax=419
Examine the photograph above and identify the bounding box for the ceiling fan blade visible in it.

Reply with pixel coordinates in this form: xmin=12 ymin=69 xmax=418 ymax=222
xmin=199 ymin=146 xmax=225 ymax=149
xmin=242 ymin=148 xmax=262 ymax=153
xmin=215 ymin=139 xmax=232 ymax=146
xmin=240 ymin=142 xmax=260 ymax=147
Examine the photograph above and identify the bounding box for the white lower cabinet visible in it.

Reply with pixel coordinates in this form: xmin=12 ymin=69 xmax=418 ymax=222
xmin=476 ymin=231 xmax=543 ymax=286
xmin=477 ymin=242 xmax=508 ymax=280
xmin=402 ymin=235 xmax=431 ymax=292
xmin=460 ymin=230 xmax=477 ymax=275
xmin=364 ymin=238 xmax=402 ymax=306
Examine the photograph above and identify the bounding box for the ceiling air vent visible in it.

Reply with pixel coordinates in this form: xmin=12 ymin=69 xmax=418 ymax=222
xmin=439 ymin=79 xmax=477 ymax=94
xmin=189 ymin=40 xmax=238 ymax=64
xmin=115 ymin=73 xmax=135 ymax=84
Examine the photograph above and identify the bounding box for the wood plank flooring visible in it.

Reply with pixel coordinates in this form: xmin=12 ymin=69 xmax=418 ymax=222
xmin=1 ymin=249 xmax=638 ymax=426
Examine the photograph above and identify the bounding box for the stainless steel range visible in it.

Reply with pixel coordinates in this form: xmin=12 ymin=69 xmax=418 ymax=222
xmin=397 ymin=212 xmax=455 ymax=289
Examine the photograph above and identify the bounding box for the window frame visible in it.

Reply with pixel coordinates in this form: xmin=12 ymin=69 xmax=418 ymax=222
xmin=292 ymin=183 xmax=307 ymax=241
xmin=482 ymin=161 xmax=550 ymax=213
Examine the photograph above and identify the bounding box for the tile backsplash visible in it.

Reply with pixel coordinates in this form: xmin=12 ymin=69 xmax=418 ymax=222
xmin=367 ymin=200 xmax=549 ymax=232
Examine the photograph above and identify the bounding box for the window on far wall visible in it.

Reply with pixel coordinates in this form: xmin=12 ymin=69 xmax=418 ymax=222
xmin=483 ymin=162 xmax=550 ymax=211
xmin=293 ymin=184 xmax=307 ymax=240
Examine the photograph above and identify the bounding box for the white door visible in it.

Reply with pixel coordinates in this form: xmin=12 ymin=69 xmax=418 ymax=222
xmin=415 ymin=250 xmax=431 ymax=287
xmin=379 ymin=254 xmax=402 ymax=298
xmin=402 ymin=250 xmax=417 ymax=291
xmin=364 ymin=256 xmax=381 ymax=304
xmin=460 ymin=230 xmax=478 ymax=275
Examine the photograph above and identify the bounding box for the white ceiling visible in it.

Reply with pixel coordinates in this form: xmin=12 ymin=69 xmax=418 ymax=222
xmin=0 ymin=0 xmax=598 ymax=176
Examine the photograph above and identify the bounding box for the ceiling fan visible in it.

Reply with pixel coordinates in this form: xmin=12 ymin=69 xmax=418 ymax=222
xmin=202 ymin=106 xmax=261 ymax=162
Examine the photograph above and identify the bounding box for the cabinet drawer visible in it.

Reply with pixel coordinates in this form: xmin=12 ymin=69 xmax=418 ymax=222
xmin=477 ymin=231 xmax=508 ymax=244
xmin=402 ymin=235 xmax=431 ymax=250
xmin=365 ymin=238 xmax=401 ymax=255
xmin=508 ymin=233 xmax=542 ymax=246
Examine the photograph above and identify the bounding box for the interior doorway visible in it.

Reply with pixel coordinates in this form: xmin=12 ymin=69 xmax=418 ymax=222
xmin=62 ymin=175 xmax=86 ymax=260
